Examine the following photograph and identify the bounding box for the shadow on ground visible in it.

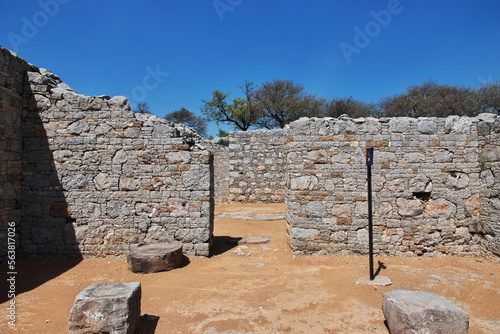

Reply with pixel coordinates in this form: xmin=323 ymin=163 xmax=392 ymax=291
xmin=136 ymin=314 xmax=160 ymax=334
xmin=0 ymin=258 xmax=82 ymax=304
xmin=211 ymin=236 xmax=242 ymax=256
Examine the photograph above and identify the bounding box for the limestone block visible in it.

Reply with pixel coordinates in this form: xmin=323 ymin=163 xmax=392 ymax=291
xmin=69 ymin=282 xmax=141 ymax=334
xmin=113 ymin=149 xmax=128 ymax=165
xmin=62 ymin=174 xmax=87 ymax=191
xmin=306 ymin=201 xmax=327 ymax=218
xmin=290 ymin=176 xmax=318 ymax=190
xmin=480 ymin=169 xmax=495 ymax=187
xmin=445 ymin=116 xmax=472 ymax=134
xmin=119 ymin=176 xmax=140 ymax=191
xmin=464 ymin=194 xmax=480 ymax=217
xmin=396 ymin=198 xmax=423 ymax=217
xmin=403 ymin=152 xmax=425 ymax=163
xmin=94 ymin=173 xmax=112 ymax=190
xmin=478 ymin=121 xmax=491 ymax=135
xmin=292 ymin=228 xmax=320 ymax=241
xmin=124 ymin=126 xmax=140 ymax=138
xmin=427 ymin=199 xmax=456 ymax=218
xmin=409 ymin=175 xmax=432 ymax=193
xmin=417 ymin=118 xmax=438 ymax=134
xmin=108 ymin=95 xmax=130 ymax=111
xmin=383 ymin=290 xmax=469 ymax=334
xmin=127 ymin=239 xmax=183 ymax=273
xmin=447 ymin=172 xmax=469 ymax=190
xmin=433 ymin=149 xmax=454 ymax=163
xmin=389 ymin=117 xmax=415 ymax=133
xmin=67 ymin=120 xmax=89 ymax=135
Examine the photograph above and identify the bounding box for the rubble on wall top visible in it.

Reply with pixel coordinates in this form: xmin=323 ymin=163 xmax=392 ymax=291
xmin=287 ymin=113 xmax=499 ymax=135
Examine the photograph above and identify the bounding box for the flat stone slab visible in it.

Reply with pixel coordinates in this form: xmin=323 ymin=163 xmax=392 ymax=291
xmin=383 ymin=290 xmax=469 ymax=334
xmin=127 ymin=238 xmax=183 ymax=273
xmin=69 ymin=282 xmax=141 ymax=334
xmin=355 ymin=275 xmax=392 ymax=286
xmin=239 ymin=237 xmax=270 ymax=244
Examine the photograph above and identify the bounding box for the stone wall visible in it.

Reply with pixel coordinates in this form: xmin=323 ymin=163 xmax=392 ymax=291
xmin=212 ymin=129 xmax=285 ymax=203
xmin=478 ymin=114 xmax=500 ymax=257
xmin=284 ymin=116 xmax=500 ymax=258
xmin=1 ymin=46 xmax=213 ymax=260
xmin=0 ymin=48 xmax=25 ymax=259
xmin=2 ymin=46 xmax=499 ymax=261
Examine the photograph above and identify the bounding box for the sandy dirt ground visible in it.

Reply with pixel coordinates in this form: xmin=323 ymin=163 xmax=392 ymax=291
xmin=1 ymin=203 xmax=500 ymax=333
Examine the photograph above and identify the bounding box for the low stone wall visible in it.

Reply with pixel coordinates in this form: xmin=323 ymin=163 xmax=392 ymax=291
xmin=284 ymin=116 xmax=500 ymax=258
xmin=212 ymin=129 xmax=285 ymax=203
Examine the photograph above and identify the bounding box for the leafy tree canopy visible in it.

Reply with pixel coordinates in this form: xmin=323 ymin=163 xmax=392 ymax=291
xmin=164 ymin=107 xmax=208 ymax=137
xmin=202 ymin=79 xmax=499 ymax=132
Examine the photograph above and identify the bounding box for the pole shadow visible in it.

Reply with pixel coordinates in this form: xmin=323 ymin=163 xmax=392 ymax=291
xmin=374 ymin=260 xmax=386 ymax=278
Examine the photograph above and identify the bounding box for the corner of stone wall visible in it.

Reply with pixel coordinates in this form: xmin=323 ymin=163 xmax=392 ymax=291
xmin=0 ymin=47 xmax=29 ymax=263
xmin=477 ymin=113 xmax=500 ymax=261
xmin=0 ymin=47 xmax=215 ymax=259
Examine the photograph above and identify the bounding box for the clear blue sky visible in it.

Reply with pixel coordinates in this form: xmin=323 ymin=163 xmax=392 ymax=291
xmin=1 ymin=0 xmax=499 ymax=137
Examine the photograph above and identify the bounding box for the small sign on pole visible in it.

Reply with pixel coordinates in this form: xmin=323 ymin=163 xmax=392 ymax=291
xmin=366 ymin=147 xmax=374 ymax=280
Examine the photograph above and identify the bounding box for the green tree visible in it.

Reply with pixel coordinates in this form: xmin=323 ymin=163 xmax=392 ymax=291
xmin=164 ymin=108 xmax=208 ymax=137
xmin=134 ymin=102 xmax=151 ymax=114
xmin=217 ymin=129 xmax=229 ymax=137
xmin=324 ymin=97 xmax=376 ymax=118
xmin=379 ymin=80 xmax=479 ymax=117
xmin=201 ymin=82 xmax=261 ymax=131
xmin=476 ymin=81 xmax=500 ymax=115
xmin=255 ymin=79 xmax=316 ymax=129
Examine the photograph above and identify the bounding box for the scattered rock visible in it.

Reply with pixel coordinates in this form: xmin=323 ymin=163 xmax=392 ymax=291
xmin=383 ymin=290 xmax=469 ymax=334
xmin=244 ymin=262 xmax=266 ymax=268
xmin=69 ymin=282 xmax=141 ymax=334
xmin=429 ymin=274 xmax=446 ymax=281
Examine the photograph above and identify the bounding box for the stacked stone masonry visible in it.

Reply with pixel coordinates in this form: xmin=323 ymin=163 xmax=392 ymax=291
xmin=284 ymin=116 xmax=500 ymax=258
xmin=0 ymin=47 xmax=213 ymax=260
xmin=0 ymin=48 xmax=24 ymax=258
xmin=212 ymin=129 xmax=285 ymax=204
xmin=1 ymin=45 xmax=499 ymax=261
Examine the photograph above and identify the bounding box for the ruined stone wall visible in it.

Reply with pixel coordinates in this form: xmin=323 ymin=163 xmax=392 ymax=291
xmin=284 ymin=116 xmax=499 ymax=258
xmin=478 ymin=114 xmax=500 ymax=257
xmin=212 ymin=129 xmax=285 ymax=203
xmin=0 ymin=48 xmax=25 ymax=261
xmin=0 ymin=46 xmax=213 ymax=259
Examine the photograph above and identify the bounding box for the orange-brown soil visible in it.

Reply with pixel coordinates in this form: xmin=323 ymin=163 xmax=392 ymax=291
xmin=1 ymin=203 xmax=499 ymax=333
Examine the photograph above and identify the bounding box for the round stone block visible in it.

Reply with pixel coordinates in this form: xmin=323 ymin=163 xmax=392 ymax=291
xmin=127 ymin=238 xmax=183 ymax=273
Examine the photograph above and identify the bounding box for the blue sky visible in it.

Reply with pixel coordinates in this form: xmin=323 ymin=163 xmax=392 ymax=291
xmin=1 ymin=0 xmax=499 ymax=137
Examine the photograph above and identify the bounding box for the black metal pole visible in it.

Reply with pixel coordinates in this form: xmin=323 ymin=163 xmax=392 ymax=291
xmin=366 ymin=148 xmax=374 ymax=281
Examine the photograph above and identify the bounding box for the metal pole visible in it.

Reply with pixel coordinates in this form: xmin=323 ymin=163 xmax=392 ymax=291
xmin=366 ymin=148 xmax=374 ymax=281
